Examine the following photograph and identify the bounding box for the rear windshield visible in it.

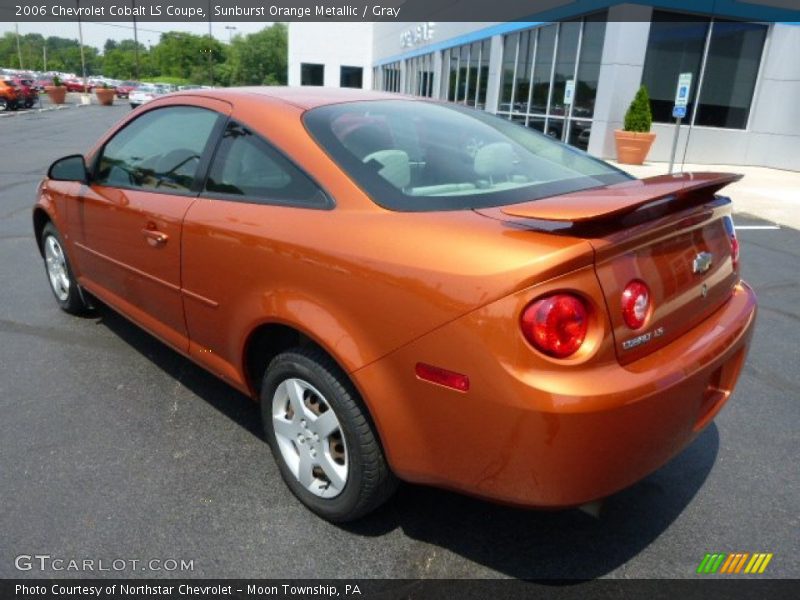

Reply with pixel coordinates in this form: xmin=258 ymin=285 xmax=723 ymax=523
xmin=304 ymin=100 xmax=631 ymax=211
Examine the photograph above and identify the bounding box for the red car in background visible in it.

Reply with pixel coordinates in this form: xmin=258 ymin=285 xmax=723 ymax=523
xmin=115 ymin=81 xmax=138 ymax=99
xmin=64 ymin=79 xmax=92 ymax=93
xmin=11 ymin=77 xmax=38 ymax=108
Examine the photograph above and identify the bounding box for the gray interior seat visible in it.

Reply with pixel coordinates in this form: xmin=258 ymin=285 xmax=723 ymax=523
xmin=363 ymin=149 xmax=411 ymax=189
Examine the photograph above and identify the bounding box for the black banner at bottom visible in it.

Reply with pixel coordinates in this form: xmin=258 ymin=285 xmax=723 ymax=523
xmin=3 ymin=579 xmax=799 ymax=600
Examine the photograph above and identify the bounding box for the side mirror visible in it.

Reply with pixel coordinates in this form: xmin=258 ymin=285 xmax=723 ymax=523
xmin=48 ymin=154 xmax=88 ymax=183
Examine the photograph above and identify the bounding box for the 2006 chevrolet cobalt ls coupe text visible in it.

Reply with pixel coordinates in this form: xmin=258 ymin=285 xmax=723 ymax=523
xmin=33 ymin=88 xmax=756 ymax=521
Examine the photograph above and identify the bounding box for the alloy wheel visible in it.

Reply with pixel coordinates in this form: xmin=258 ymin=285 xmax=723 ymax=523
xmin=44 ymin=235 xmax=70 ymax=301
xmin=271 ymin=377 xmax=348 ymax=499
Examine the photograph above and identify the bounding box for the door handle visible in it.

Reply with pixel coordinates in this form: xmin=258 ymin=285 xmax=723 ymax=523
xmin=141 ymin=227 xmax=168 ymax=245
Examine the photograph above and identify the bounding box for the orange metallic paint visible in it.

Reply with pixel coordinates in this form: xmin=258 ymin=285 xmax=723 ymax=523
xmin=34 ymin=88 xmax=757 ymax=508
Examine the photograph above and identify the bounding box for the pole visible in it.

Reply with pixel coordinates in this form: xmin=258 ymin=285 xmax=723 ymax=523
xmin=15 ymin=23 xmax=24 ymax=70
xmin=225 ymin=26 xmax=236 ymax=44
xmin=668 ymin=117 xmax=682 ymax=174
xmin=43 ymin=43 xmax=47 ymax=72
xmin=76 ymin=0 xmax=88 ymax=98
xmin=132 ymin=0 xmax=140 ymax=79
xmin=206 ymin=0 xmax=213 ymax=84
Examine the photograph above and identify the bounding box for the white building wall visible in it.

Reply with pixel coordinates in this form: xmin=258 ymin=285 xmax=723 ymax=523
xmin=288 ymin=23 xmax=374 ymax=89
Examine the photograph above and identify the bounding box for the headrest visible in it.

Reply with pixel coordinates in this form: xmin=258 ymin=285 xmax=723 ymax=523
xmin=363 ymin=149 xmax=410 ymax=189
xmin=474 ymin=142 xmax=516 ymax=179
xmin=155 ymin=148 xmax=197 ymax=176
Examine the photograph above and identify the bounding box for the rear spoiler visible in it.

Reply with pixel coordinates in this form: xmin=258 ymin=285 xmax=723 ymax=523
xmin=501 ymin=172 xmax=742 ymax=222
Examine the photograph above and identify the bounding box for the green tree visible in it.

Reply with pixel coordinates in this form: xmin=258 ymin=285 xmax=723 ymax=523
xmin=103 ymin=39 xmax=150 ymax=79
xmin=228 ymin=24 xmax=287 ymax=86
xmin=150 ymin=31 xmax=226 ymax=84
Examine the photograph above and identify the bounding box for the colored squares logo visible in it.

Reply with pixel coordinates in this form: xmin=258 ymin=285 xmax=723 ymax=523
xmin=697 ymin=552 xmax=773 ymax=574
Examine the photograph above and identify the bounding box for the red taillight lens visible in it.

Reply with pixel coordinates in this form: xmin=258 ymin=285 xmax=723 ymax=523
xmin=621 ymin=280 xmax=651 ymax=330
xmin=520 ymin=294 xmax=588 ymax=358
xmin=723 ymin=215 xmax=739 ymax=270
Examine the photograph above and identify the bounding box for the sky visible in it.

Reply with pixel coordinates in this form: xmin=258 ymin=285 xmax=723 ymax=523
xmin=0 ymin=21 xmax=273 ymax=49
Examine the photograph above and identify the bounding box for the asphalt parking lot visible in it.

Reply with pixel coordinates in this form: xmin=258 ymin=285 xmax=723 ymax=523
xmin=1 ymin=105 xmax=797 ymax=580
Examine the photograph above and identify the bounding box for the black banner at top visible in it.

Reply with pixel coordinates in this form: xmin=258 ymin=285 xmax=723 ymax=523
xmin=2 ymin=0 xmax=800 ymax=22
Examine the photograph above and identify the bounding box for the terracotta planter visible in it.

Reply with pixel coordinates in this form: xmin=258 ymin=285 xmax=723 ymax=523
xmin=45 ymin=85 xmax=67 ymax=105
xmin=614 ymin=130 xmax=656 ymax=165
xmin=95 ymin=88 xmax=115 ymax=106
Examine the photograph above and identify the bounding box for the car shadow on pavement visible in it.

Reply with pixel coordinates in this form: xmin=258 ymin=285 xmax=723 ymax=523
xmin=95 ymin=303 xmax=718 ymax=580
xmin=347 ymin=425 xmax=719 ymax=579
xmin=95 ymin=305 xmax=265 ymax=440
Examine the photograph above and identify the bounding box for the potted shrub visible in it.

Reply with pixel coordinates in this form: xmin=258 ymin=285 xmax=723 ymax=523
xmin=614 ymin=85 xmax=656 ymax=165
xmin=95 ymin=82 xmax=115 ymax=106
xmin=45 ymin=76 xmax=67 ymax=105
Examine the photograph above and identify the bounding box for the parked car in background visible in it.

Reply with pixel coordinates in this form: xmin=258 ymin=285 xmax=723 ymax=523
xmin=11 ymin=77 xmax=38 ymax=108
xmin=33 ymin=78 xmax=53 ymax=91
xmin=0 ymin=79 xmax=21 ymax=111
xmin=34 ymin=88 xmax=757 ymax=523
xmin=128 ymin=84 xmax=169 ymax=108
xmin=115 ymin=81 xmax=139 ymax=99
xmin=64 ymin=79 xmax=92 ymax=93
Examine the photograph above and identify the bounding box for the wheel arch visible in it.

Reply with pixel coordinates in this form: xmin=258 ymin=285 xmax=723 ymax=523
xmin=241 ymin=319 xmax=392 ymax=465
xmin=32 ymin=207 xmax=52 ymax=256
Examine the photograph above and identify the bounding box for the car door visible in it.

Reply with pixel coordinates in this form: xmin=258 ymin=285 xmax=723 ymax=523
xmin=71 ymin=101 xmax=229 ymax=352
xmin=180 ymin=120 xmax=332 ymax=387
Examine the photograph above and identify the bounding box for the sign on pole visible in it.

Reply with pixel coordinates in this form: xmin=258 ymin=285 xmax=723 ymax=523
xmin=564 ymin=80 xmax=575 ymax=105
xmin=669 ymin=72 xmax=693 ymax=173
xmin=672 ymin=105 xmax=687 ymax=119
xmin=674 ymin=72 xmax=693 ymax=108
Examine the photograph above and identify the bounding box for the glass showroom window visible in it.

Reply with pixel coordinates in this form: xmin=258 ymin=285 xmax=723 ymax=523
xmin=642 ymin=12 xmax=766 ymax=129
xmin=405 ymin=53 xmax=435 ymax=97
xmin=440 ymin=39 xmax=490 ymax=109
xmin=379 ymin=62 xmax=401 ymax=93
xmin=497 ymin=13 xmax=607 ymax=150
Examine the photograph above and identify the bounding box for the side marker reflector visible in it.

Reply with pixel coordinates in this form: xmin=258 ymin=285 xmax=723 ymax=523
xmin=415 ymin=363 xmax=470 ymax=392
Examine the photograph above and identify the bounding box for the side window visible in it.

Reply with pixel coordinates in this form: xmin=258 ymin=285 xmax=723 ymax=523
xmin=205 ymin=122 xmax=329 ymax=208
xmin=94 ymin=106 xmax=220 ymax=193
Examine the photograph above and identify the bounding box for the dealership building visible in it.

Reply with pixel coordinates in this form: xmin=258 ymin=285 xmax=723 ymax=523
xmin=288 ymin=3 xmax=799 ymax=171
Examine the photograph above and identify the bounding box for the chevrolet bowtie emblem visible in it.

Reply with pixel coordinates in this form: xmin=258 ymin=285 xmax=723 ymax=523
xmin=693 ymin=251 xmax=713 ymax=275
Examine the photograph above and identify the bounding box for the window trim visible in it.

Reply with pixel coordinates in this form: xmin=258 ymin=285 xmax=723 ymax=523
xmin=198 ymin=118 xmax=335 ymax=211
xmin=89 ymin=104 xmax=226 ymax=198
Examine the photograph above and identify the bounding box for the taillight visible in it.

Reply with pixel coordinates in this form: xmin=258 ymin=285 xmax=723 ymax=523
xmin=723 ymin=215 xmax=739 ymax=271
xmin=621 ymin=280 xmax=651 ymax=330
xmin=520 ymin=293 xmax=588 ymax=358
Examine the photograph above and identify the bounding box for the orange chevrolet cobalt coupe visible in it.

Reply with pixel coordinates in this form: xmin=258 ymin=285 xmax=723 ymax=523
xmin=34 ymin=88 xmax=756 ymax=521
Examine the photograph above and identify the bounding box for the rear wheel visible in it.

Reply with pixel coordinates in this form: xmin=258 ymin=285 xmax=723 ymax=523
xmin=261 ymin=346 xmax=397 ymax=522
xmin=41 ymin=222 xmax=89 ymax=314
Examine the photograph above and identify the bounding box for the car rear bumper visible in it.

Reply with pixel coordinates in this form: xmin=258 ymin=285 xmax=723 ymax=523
xmin=353 ymin=280 xmax=756 ymax=507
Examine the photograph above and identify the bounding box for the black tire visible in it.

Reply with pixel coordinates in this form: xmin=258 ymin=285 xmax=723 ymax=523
xmin=261 ymin=346 xmax=397 ymax=522
xmin=40 ymin=222 xmax=90 ymax=315
xmin=0 ymin=98 xmax=7 ymax=112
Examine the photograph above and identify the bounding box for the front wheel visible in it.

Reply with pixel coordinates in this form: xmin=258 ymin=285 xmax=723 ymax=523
xmin=261 ymin=347 xmax=397 ymax=522
xmin=41 ymin=222 xmax=90 ymax=314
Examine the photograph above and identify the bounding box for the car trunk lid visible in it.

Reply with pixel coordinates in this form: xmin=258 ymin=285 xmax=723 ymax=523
xmin=475 ymin=172 xmax=741 ymax=365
